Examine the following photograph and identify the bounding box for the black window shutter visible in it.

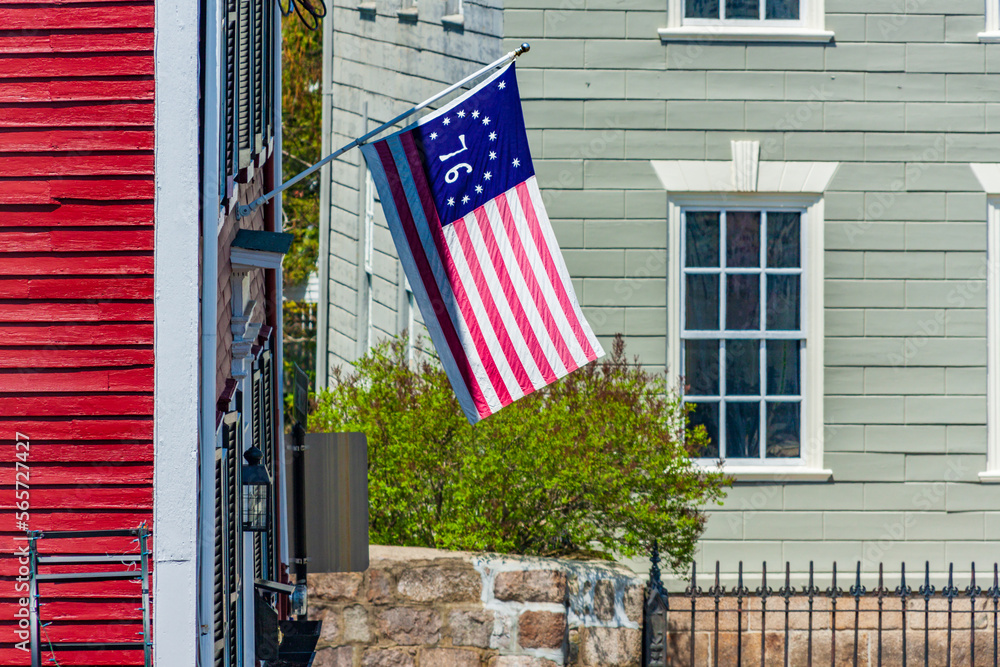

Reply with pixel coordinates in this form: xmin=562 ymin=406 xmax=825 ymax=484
xmin=237 ymin=0 xmax=252 ymax=168
xmin=224 ymin=412 xmax=241 ymax=667
xmin=261 ymin=343 xmax=280 ymax=578
xmin=213 ymin=450 xmax=227 ymax=667
xmin=224 ymin=0 xmax=237 ymax=181
xmin=252 ymin=0 xmax=264 ymax=153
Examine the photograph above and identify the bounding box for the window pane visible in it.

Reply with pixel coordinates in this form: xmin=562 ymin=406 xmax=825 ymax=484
xmin=726 ymin=275 xmax=760 ymax=330
xmin=766 ymin=275 xmax=800 ymax=330
xmin=686 ymin=275 xmax=720 ymax=330
xmin=725 ymin=339 xmax=760 ymax=396
xmin=686 ymin=0 xmax=720 ymax=18
xmin=686 ymin=212 xmax=721 ymax=268
xmin=767 ymin=212 xmax=801 ymax=267
xmin=766 ymin=402 xmax=800 ymax=458
xmin=726 ymin=0 xmax=759 ymax=19
xmin=688 ymin=402 xmax=720 ymax=458
xmin=765 ymin=0 xmax=799 ymax=19
xmin=726 ymin=211 xmax=760 ymax=268
xmin=766 ymin=340 xmax=800 ymax=396
xmin=726 ymin=402 xmax=760 ymax=458
xmin=685 ymin=340 xmax=720 ymax=396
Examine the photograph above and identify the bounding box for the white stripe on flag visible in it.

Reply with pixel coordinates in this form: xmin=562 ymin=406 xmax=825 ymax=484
xmin=463 ymin=206 xmax=547 ymax=394
xmin=525 ymin=177 xmax=604 ymax=359
xmin=441 ymin=220 xmax=522 ymax=405
xmin=483 ymin=197 xmax=568 ymax=380
xmin=502 ymin=187 xmax=589 ymax=370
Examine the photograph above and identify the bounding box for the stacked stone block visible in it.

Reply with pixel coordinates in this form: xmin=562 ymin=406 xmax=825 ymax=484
xmin=309 ymin=545 xmax=645 ymax=667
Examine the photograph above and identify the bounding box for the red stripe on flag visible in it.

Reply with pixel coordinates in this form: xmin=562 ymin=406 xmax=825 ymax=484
xmin=515 ymin=181 xmax=597 ymax=361
xmin=475 ymin=203 xmax=557 ymax=386
xmin=450 ymin=212 xmax=534 ymax=399
xmin=399 ymin=133 xmax=509 ymax=411
xmin=374 ymin=140 xmax=486 ymax=416
xmin=494 ymin=193 xmax=578 ymax=374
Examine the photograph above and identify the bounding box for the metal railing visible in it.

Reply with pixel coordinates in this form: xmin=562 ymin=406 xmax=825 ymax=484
xmin=644 ymin=543 xmax=1000 ymax=667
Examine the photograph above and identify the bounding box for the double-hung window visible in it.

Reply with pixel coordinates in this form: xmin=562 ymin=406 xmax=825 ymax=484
xmin=660 ymin=0 xmax=832 ymax=41
xmin=685 ymin=0 xmax=800 ymax=24
xmin=682 ymin=208 xmax=805 ymax=463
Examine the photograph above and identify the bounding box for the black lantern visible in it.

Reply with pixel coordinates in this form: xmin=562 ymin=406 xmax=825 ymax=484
xmin=242 ymin=445 xmax=271 ymax=532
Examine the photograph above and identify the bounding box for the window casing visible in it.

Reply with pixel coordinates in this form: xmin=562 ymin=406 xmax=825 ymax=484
xmin=666 ymin=194 xmax=828 ymax=481
xmin=660 ymin=0 xmax=832 ymax=42
xmin=981 ymin=1 xmax=1000 ymax=41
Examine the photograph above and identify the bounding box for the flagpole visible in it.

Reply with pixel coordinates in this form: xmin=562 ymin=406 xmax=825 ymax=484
xmin=236 ymin=42 xmax=531 ymax=220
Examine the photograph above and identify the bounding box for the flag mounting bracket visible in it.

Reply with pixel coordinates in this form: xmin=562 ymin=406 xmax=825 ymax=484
xmin=236 ymin=42 xmax=531 ymax=221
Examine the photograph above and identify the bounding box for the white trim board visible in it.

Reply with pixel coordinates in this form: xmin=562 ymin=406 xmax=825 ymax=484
xmin=651 ymin=160 xmax=839 ymax=195
xmin=153 ymin=0 xmax=202 ymax=662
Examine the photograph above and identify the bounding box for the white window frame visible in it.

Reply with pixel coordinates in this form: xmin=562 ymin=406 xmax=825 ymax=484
xmin=668 ymin=195 xmax=828 ymax=481
xmin=981 ymin=0 xmax=1000 ymax=42
xmin=660 ymin=0 xmax=833 ymax=42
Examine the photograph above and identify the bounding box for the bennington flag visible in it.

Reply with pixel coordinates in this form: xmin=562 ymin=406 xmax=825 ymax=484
xmin=361 ymin=63 xmax=604 ymax=424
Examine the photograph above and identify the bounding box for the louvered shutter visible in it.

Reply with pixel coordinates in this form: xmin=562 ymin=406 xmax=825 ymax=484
xmin=261 ymin=346 xmax=280 ymax=578
xmin=224 ymin=0 xmax=237 ymax=182
xmin=223 ymin=411 xmax=241 ymax=667
xmin=252 ymin=0 xmax=264 ymax=153
xmin=237 ymin=0 xmax=252 ymax=169
xmin=213 ymin=449 xmax=227 ymax=667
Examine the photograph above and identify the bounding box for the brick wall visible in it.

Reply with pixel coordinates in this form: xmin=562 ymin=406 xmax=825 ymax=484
xmin=309 ymin=545 xmax=645 ymax=667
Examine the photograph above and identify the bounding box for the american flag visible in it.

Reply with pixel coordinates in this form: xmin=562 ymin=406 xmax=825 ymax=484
xmin=360 ymin=63 xmax=604 ymax=424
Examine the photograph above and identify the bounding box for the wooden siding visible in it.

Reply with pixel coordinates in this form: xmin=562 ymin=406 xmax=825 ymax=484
xmin=0 ymin=0 xmax=154 ymax=661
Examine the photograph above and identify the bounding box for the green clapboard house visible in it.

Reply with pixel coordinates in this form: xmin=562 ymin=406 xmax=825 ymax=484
xmin=315 ymin=0 xmax=1000 ymax=580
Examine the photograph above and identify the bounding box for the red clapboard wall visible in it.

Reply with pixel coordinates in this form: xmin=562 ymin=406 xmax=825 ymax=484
xmin=0 ymin=0 xmax=155 ymax=662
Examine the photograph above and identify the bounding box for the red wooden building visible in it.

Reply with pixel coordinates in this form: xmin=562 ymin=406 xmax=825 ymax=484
xmin=1 ymin=0 xmax=307 ymax=664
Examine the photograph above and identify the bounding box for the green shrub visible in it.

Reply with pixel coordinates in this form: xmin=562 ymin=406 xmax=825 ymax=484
xmin=310 ymin=334 xmax=728 ymax=572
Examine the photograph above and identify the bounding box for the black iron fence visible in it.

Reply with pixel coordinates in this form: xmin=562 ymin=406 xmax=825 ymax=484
xmin=644 ymin=544 xmax=1000 ymax=667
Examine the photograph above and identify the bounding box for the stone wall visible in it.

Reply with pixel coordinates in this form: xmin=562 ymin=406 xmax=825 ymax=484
xmin=309 ymin=545 xmax=645 ymax=667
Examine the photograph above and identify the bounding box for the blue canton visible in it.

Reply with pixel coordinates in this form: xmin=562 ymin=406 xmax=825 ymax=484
xmin=413 ymin=64 xmax=534 ymax=227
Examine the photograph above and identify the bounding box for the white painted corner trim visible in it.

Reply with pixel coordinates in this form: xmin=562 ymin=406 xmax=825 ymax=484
xmin=658 ymin=156 xmax=838 ymax=483
xmin=970 ymin=166 xmax=1000 ymax=482
xmin=981 ymin=1 xmax=1000 ymax=42
xmin=660 ymin=0 xmax=833 ymax=43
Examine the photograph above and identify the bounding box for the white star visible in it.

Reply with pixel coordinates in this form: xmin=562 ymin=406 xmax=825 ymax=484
xmin=443 ymin=117 xmax=451 ymax=126
xmin=498 ymin=81 xmax=506 ymax=90
xmin=475 ymin=184 xmax=483 ymax=194
xmin=429 ymin=132 xmax=438 ymax=140
xmin=482 ymin=117 xmax=491 ymax=126
xmin=457 ymin=110 xmax=466 ymax=118
xmin=483 ymin=172 xmax=492 ymax=180
xmin=488 ymin=132 xmax=497 ymax=141
xmin=447 ymin=197 xmax=455 ymax=206
xmin=462 ymin=195 xmax=470 ymax=204
xmin=471 ymin=110 xmax=480 ymax=119
xmin=489 ymin=151 xmax=497 ymax=160
xmin=512 ymin=158 xmax=520 ymax=168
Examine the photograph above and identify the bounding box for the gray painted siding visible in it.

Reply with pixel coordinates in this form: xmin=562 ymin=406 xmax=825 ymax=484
xmin=320 ymin=0 xmax=999 ymax=574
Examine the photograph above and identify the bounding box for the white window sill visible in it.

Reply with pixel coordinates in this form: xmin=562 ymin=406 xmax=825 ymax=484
xmin=979 ymin=31 xmax=1000 ymax=43
xmin=699 ymin=464 xmax=833 ymax=482
xmin=979 ymin=471 xmax=1000 ymax=483
xmin=658 ymin=26 xmax=834 ymax=43
xmin=442 ymin=13 xmax=464 ymax=29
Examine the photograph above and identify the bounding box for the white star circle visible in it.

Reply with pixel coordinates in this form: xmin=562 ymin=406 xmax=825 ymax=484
xmin=482 ymin=117 xmax=490 ymax=126
xmin=443 ymin=117 xmax=451 ymax=126
xmin=475 ymin=185 xmax=483 ymax=194
xmin=484 ymin=172 xmax=492 ymax=180
xmin=447 ymin=197 xmax=455 ymax=206
xmin=462 ymin=195 xmax=470 ymax=204
xmin=498 ymin=81 xmax=506 ymax=90
xmin=471 ymin=110 xmax=480 ymax=119
xmin=488 ymin=132 xmax=497 ymax=141
xmin=457 ymin=110 xmax=466 ymax=118
xmin=429 ymin=132 xmax=438 ymax=140
xmin=512 ymin=158 xmax=520 ymax=168
xmin=489 ymin=151 xmax=497 ymax=160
